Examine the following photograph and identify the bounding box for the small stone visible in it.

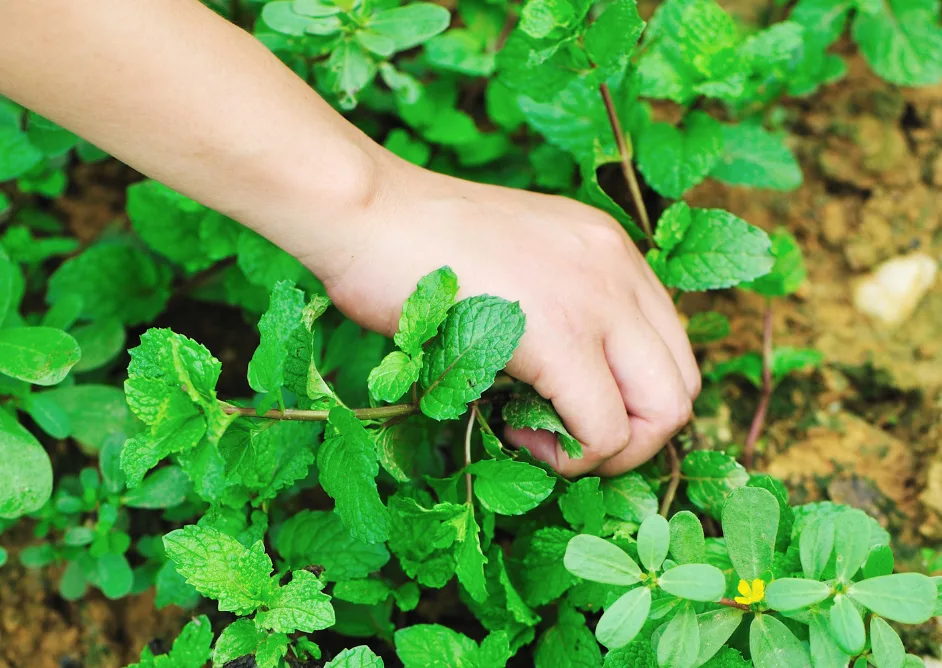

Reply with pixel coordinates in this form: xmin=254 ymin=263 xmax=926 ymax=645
xmin=853 ymin=253 xmax=938 ymax=325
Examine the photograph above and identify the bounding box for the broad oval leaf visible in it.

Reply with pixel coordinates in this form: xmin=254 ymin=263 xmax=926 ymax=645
xmin=0 ymin=326 xmax=80 ymax=385
xmin=722 ymin=486 xmax=779 ymax=581
xmin=669 ymin=510 xmax=706 ymax=565
xmin=809 ymin=612 xmax=852 ymax=668
xmin=369 ymin=4 xmax=450 ymax=51
xmin=469 ymin=458 xmax=555 ymax=515
xmin=657 ymin=602 xmax=700 ymax=668
xmin=637 ymin=514 xmax=670 ymax=571
xmin=800 ymin=516 xmax=835 ymax=580
xmin=750 ymin=613 xmax=811 ymax=668
xmin=834 ymin=509 xmax=870 ymax=582
xmin=595 ymin=586 xmax=651 ymax=649
xmin=0 ymin=411 xmax=53 ymax=519
xmin=710 ymin=123 xmax=802 ymax=191
xmin=563 ymin=534 xmax=641 ymax=586
xmin=829 ymin=595 xmax=865 ymax=655
xmin=658 ymin=564 xmax=726 ymax=602
xmin=695 ymin=608 xmax=745 ymax=666
xmin=764 ymin=578 xmax=832 ymax=612
xmin=852 ymin=0 xmax=942 ymax=87
xmin=97 ymin=552 xmax=134 ymax=600
xmin=847 ymin=573 xmax=937 ymax=624
xmin=871 ymin=616 xmax=905 ymax=668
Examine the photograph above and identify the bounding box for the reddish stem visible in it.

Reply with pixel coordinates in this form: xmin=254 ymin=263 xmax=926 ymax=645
xmin=719 ymin=598 xmax=751 ymax=612
xmin=743 ymin=301 xmax=773 ymax=469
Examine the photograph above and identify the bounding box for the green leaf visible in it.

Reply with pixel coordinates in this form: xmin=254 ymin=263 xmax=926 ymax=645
xmin=469 ymin=458 xmax=555 ymax=515
xmin=454 ymin=504 xmax=488 ymax=603
xmin=154 ymin=561 xmax=199 ymax=610
xmin=638 ymin=112 xmax=723 ymax=199
xmin=809 ymin=612 xmax=852 ymax=668
xmin=368 ymin=351 xmax=422 ymax=403
xmin=669 ymin=511 xmax=706 ymax=565
xmin=657 ymin=602 xmax=699 ymax=668
xmin=658 ymin=564 xmax=725 ymax=602
xmin=847 ymin=573 xmax=937 ymax=624
xmin=395 ymin=266 xmax=459 ymax=356
xmin=559 ymin=477 xmax=606 ymax=536
xmin=584 ymin=0 xmax=645 ymax=72
xmin=43 ymin=385 xmax=135 ymax=452
xmin=395 ymin=624 xmax=477 ymax=668
xmin=578 ymin=141 xmax=645 ymax=240
xmin=0 ymin=251 xmax=17 ymax=325
xmin=695 ymin=608 xmax=745 ymax=666
xmin=97 ymin=552 xmax=134 ymax=600
xmin=764 ymin=578 xmax=831 ymax=611
xmin=800 ymin=517 xmax=834 ymax=580
xmin=369 ymin=4 xmax=450 ymax=51
xmin=153 ymin=615 xmax=213 ymax=668
xmin=863 ymin=544 xmax=895 ymax=579
xmin=750 ymin=614 xmax=811 ymax=668
xmin=829 ymin=594 xmax=865 ymax=655
xmin=637 ymin=514 xmax=670 ymax=572
xmin=722 ymin=486 xmax=779 ymax=581
xmin=71 ymin=318 xmax=126 ymax=373
xmin=0 ymin=124 xmax=43 ymax=180
xmin=519 ymin=0 xmax=592 ymax=40
xmin=564 ymin=534 xmax=642 ymax=586
xmin=333 ymin=579 xmax=392 ymax=606
xmin=425 ymin=30 xmax=495 ymax=77
xmin=646 ymin=202 xmax=774 ymax=292
xmin=742 ymin=227 xmax=806 ymax=297
xmin=248 ymin=280 xmax=306 ymax=394
xmin=834 ymin=508 xmax=871 ymax=582
xmin=275 ymin=509 xmax=389 ymax=581
xmin=520 ymin=527 xmax=578 ymax=607
xmin=710 ymin=123 xmax=802 ymax=191
xmin=326 ymin=39 xmax=377 ymax=110
xmin=852 ymin=0 xmax=942 ymax=87
xmin=790 ymin=0 xmax=852 ymax=46
xmin=686 ymin=312 xmax=730 ymax=344
xmin=325 ymin=646 xmax=385 ymax=668
xmin=47 ymin=241 xmax=172 ymax=326
xmin=534 ymin=603 xmax=602 ymax=667
xmin=502 ymin=389 xmax=583 ymax=459
xmin=420 ymin=295 xmax=525 ymax=420
xmin=596 ymin=586 xmax=651 ymax=649
xmin=319 ymin=406 xmax=390 ymax=544
xmin=163 ymin=525 xmax=273 ymax=614
xmin=26 ymin=392 xmax=72 ymax=439
xmin=255 ymin=569 xmax=335 ymax=633
xmin=871 ymin=616 xmax=905 ymax=668
xmin=0 ymin=411 xmax=53 ymax=519
xmin=0 ymin=327 xmax=80 ymax=386
xmin=601 ymin=471 xmax=658 ymax=523
xmin=123 ymin=466 xmax=190 ymax=509
xmin=213 ymin=619 xmax=288 ymax=668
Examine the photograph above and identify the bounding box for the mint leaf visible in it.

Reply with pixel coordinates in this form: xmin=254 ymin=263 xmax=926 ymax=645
xmin=283 ymin=294 xmax=334 ymax=408
xmin=601 ymin=471 xmax=658 ymax=524
xmin=585 ymin=0 xmax=645 ymax=72
xmin=534 ymin=603 xmax=601 ymax=667
xmin=559 ymin=477 xmax=606 ymax=535
xmin=425 ymin=30 xmax=495 ymax=78
xmin=395 ymin=266 xmax=459 ymax=356
xmin=852 ymin=0 xmax=942 ymax=87
xmin=519 ymin=0 xmax=592 ymax=40
xmin=236 ymin=230 xmax=308 ymax=291
xmin=387 ymin=496 xmax=464 ymax=588
xmin=0 ymin=124 xmax=43 ymax=180
xmin=319 ymin=406 xmax=390 ymax=544
xmin=368 ymin=351 xmax=423 ymax=403
xmin=0 ymin=410 xmax=52 ymax=519
xmin=154 ymin=561 xmax=199 ymax=610
xmin=123 ymin=466 xmax=191 ymax=509
xmin=519 ymin=527 xmax=577 ymax=607
xmin=395 ymin=624 xmax=477 ymax=668
xmin=502 ymin=389 xmax=583 ymax=459
xmin=0 ymin=326 xmax=80 ymax=385
xmin=469 ymin=459 xmax=555 ymax=515
xmin=333 ymin=579 xmax=392 ymax=605
xmin=686 ymin=312 xmax=730 ymax=344
xmin=579 ymin=141 xmax=645 ymax=240
xmin=710 ymin=123 xmax=802 ymax=191
xmin=214 ymin=619 xmax=289 ymax=668
xmin=791 ymin=0 xmax=852 ymax=46
xmin=741 ymin=228 xmax=805 ymax=297
xmin=248 ymin=280 xmax=306 ymax=394
xmin=256 ymin=569 xmax=335 ymax=633
xmin=47 ymin=241 xmax=172 ymax=325
xmin=637 ymin=112 xmax=724 ymax=199
xmin=420 ymin=295 xmax=525 ymax=420
xmin=455 ymin=504 xmax=488 ymax=603
xmin=163 ymin=524 xmax=274 ymax=614
xmin=325 ymin=646 xmax=384 ymax=668
xmin=368 ymin=4 xmax=450 ymax=51
xmin=646 ymin=201 xmax=774 ymax=292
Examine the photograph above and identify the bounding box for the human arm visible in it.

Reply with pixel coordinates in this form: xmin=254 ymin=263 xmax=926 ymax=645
xmin=0 ymin=0 xmax=700 ymax=475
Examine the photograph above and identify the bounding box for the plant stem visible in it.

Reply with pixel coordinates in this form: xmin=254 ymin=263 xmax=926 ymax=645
xmin=743 ymin=300 xmax=774 ymax=469
xmin=599 ymin=83 xmax=653 ymax=240
xmin=718 ymin=598 xmax=751 ymax=612
xmin=465 ymin=405 xmax=478 ymax=505
xmin=659 ymin=441 xmax=681 ymax=517
xmin=220 ymin=403 xmax=418 ymax=422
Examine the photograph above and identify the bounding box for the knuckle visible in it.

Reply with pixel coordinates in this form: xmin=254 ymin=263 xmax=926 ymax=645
xmin=671 ymin=396 xmax=694 ymax=430
xmin=689 ymin=373 xmax=703 ymax=400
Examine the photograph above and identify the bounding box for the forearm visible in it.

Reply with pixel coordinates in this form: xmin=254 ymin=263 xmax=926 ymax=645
xmin=0 ymin=0 xmax=386 ymax=280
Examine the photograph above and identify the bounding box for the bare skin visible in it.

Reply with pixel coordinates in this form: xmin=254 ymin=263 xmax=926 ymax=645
xmin=0 ymin=0 xmax=700 ymax=476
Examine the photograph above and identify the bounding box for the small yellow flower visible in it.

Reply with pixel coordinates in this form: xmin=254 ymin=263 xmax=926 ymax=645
xmin=734 ymin=578 xmax=765 ymax=606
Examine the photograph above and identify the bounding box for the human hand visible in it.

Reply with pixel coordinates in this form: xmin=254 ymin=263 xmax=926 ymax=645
xmin=304 ymin=151 xmax=700 ymax=477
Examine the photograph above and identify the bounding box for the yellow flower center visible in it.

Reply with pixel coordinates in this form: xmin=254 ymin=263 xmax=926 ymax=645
xmin=734 ymin=578 xmax=766 ymax=606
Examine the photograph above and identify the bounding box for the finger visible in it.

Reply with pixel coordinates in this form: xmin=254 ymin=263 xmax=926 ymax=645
xmin=637 ymin=265 xmax=702 ymax=399
xmin=503 ymin=343 xmax=632 ymax=477
xmin=597 ymin=311 xmax=692 ymax=476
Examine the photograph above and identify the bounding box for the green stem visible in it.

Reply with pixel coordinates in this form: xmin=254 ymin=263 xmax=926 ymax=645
xmin=220 ymin=403 xmax=417 ymax=422
xmin=465 ymin=405 xmax=478 ymax=505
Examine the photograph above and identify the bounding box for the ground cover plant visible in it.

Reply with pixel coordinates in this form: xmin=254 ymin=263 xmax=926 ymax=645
xmin=2 ymin=0 xmax=942 ymax=666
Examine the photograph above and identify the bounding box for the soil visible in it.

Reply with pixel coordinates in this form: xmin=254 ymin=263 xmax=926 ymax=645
xmin=3 ymin=12 xmax=942 ymax=668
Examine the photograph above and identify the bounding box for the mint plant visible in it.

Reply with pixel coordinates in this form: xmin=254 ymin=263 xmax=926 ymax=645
xmin=2 ymin=0 xmax=942 ymax=666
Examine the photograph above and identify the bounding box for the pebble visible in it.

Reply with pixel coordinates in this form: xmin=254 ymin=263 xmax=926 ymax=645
xmin=853 ymin=252 xmax=938 ymax=325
